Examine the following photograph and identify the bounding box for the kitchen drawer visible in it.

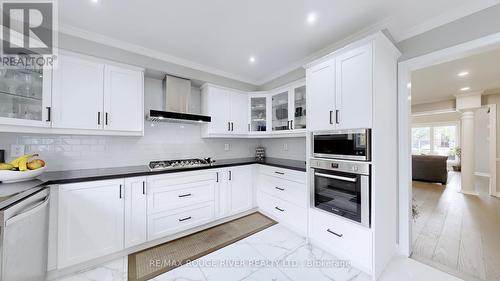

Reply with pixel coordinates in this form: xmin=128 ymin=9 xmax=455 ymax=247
xmin=309 ymin=208 xmax=372 ymax=271
xmin=259 ymin=165 xmax=306 ymax=184
xmin=257 ymin=192 xmax=307 ymax=235
xmin=147 ymin=180 xmax=215 ymax=214
xmin=259 ymin=175 xmax=307 ymax=208
xmin=147 ymin=170 xmax=216 ymax=188
xmin=148 ymin=203 xmax=215 ymax=240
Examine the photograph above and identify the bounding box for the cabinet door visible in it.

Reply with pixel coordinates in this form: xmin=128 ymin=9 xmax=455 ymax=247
xmin=249 ymin=95 xmax=267 ymax=132
xmin=103 ymin=65 xmax=144 ymax=132
xmin=124 ymin=177 xmax=147 ymax=248
xmin=0 ymin=67 xmax=52 ymax=127
xmin=52 ymin=54 xmax=104 ymax=130
xmin=230 ymin=92 xmax=248 ymax=134
xmin=57 ymin=179 xmax=124 ymax=268
xmin=335 ymin=44 xmax=373 ymax=129
xmin=306 ymin=59 xmax=335 ymax=131
xmin=203 ymin=86 xmax=231 ymax=134
xmin=271 ymin=90 xmax=290 ymax=131
xmin=228 ymin=166 xmax=253 ymax=214
xmin=291 ymin=84 xmax=306 ymax=130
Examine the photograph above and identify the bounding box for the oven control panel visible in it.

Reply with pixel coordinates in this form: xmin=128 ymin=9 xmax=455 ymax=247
xmin=310 ymin=158 xmax=370 ymax=175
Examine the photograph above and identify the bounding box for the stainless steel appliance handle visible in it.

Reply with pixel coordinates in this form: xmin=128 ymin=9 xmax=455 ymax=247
xmin=314 ymin=172 xmax=357 ymax=182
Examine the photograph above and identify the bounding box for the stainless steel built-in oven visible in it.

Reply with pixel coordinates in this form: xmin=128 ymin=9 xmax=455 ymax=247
xmin=310 ymin=158 xmax=370 ymax=227
xmin=313 ymin=129 xmax=371 ymax=161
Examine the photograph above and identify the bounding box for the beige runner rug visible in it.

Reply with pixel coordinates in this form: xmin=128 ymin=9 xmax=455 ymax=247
xmin=128 ymin=212 xmax=276 ymax=281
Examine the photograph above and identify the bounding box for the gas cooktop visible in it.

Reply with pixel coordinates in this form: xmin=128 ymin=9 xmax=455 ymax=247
xmin=148 ymin=158 xmax=214 ymax=171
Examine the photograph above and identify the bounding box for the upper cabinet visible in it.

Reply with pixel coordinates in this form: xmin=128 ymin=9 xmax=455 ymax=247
xmin=103 ymin=65 xmax=144 ymax=132
xmin=271 ymin=90 xmax=289 ymax=131
xmin=249 ymin=94 xmax=268 ymax=133
xmin=0 ymin=51 xmax=144 ymax=135
xmin=201 ymin=84 xmax=248 ymax=136
xmin=203 ymin=80 xmax=306 ymax=138
xmin=306 ymin=42 xmax=372 ymax=131
xmin=52 ymin=54 xmax=105 ymax=130
xmin=0 ymin=66 xmax=52 ymax=127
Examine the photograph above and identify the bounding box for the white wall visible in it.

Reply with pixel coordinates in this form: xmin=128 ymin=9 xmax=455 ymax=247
xmin=474 ymin=107 xmax=490 ymax=175
xmin=0 ymin=78 xmax=259 ymax=171
xmin=258 ymin=137 xmax=306 ymax=161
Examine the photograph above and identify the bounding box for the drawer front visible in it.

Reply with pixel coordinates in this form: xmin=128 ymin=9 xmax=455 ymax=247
xmin=148 ymin=180 xmax=215 ymax=214
xmin=257 ymin=192 xmax=307 ymax=235
xmin=259 ymin=175 xmax=307 ymax=208
xmin=259 ymin=165 xmax=306 ymax=184
xmin=148 ymin=203 xmax=215 ymax=240
xmin=309 ymin=208 xmax=372 ymax=271
xmin=147 ymin=171 xmax=216 ymax=187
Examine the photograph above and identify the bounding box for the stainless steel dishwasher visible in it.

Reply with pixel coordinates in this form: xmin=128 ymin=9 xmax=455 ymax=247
xmin=0 ymin=188 xmax=50 ymax=281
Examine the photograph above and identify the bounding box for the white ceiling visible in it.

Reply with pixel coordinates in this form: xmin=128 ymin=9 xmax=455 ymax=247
xmin=58 ymin=0 xmax=500 ymax=85
xmin=411 ymin=45 xmax=500 ymax=104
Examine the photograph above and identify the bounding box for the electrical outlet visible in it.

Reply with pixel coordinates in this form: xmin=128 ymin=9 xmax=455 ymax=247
xmin=224 ymin=143 xmax=230 ymax=151
xmin=10 ymin=144 xmax=25 ymax=158
xmin=283 ymin=143 xmax=288 ymax=151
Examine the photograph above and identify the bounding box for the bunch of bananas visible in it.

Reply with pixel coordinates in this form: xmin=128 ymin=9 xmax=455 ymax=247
xmin=0 ymin=154 xmax=44 ymax=171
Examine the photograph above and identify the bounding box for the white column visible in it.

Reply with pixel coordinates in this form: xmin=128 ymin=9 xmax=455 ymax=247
xmin=461 ymin=110 xmax=477 ymax=195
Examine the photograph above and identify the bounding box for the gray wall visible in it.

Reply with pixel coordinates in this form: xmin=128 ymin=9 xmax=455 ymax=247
xmin=258 ymin=4 xmax=500 ymax=90
xmin=59 ymin=33 xmax=258 ymax=92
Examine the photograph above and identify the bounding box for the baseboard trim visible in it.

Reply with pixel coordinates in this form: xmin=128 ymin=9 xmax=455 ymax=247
xmin=460 ymin=190 xmax=480 ymax=196
xmin=474 ymin=172 xmax=490 ymax=178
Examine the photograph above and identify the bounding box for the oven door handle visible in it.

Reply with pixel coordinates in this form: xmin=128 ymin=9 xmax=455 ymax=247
xmin=314 ymin=172 xmax=357 ymax=182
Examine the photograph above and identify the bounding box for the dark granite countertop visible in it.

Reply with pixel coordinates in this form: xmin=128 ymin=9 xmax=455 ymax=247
xmin=0 ymin=157 xmax=306 ymax=210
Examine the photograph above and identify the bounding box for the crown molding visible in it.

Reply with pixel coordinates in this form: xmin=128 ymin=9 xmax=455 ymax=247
xmin=59 ymin=24 xmax=259 ymax=85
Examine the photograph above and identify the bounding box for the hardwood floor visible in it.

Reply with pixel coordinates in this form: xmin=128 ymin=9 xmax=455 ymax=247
xmin=411 ymin=172 xmax=500 ymax=281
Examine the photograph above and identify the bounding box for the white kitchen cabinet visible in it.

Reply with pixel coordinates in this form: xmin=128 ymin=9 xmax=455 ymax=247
xmin=335 ymin=43 xmax=373 ymax=129
xmin=291 ymin=83 xmax=307 ymax=130
xmin=104 ymin=65 xmax=144 ymax=132
xmin=248 ymin=94 xmax=269 ymax=133
xmin=52 ymin=54 xmax=105 ymax=130
xmin=271 ymin=90 xmax=290 ymax=131
xmin=57 ymin=179 xmax=125 ymax=268
xmin=218 ymin=165 xmax=253 ymax=217
xmin=0 ymin=67 xmax=52 ymax=128
xmin=202 ymin=84 xmax=249 ymax=136
xmin=306 ymin=43 xmax=373 ymax=131
xmin=230 ymin=91 xmax=249 ymax=134
xmin=306 ymin=59 xmax=336 ymax=131
xmin=146 ymin=171 xmax=217 ymax=240
xmin=124 ymin=177 xmax=147 ymax=248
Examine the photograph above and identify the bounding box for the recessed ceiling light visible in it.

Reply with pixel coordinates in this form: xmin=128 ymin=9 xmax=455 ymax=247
xmin=306 ymin=13 xmax=317 ymax=25
xmin=407 ymin=82 xmax=412 ymax=89
xmin=91 ymin=0 xmax=99 ymax=3
xmin=460 ymin=87 xmax=470 ymax=91
xmin=249 ymin=56 xmax=256 ymax=63
xmin=457 ymin=71 xmax=469 ymax=77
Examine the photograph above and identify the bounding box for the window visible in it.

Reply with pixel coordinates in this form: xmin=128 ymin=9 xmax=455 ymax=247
xmin=412 ymin=123 xmax=459 ymax=159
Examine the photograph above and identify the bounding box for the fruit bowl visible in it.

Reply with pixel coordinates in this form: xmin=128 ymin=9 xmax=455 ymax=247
xmin=0 ymin=167 xmax=46 ymax=183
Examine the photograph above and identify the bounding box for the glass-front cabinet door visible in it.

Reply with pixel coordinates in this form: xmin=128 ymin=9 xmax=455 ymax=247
xmin=271 ymin=91 xmax=289 ymax=131
xmin=249 ymin=96 xmax=267 ymax=132
xmin=0 ymin=67 xmax=52 ymax=126
xmin=292 ymin=84 xmax=306 ymax=129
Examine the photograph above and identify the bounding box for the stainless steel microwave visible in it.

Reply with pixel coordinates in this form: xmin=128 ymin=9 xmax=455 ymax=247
xmin=312 ymin=129 xmax=371 ymax=161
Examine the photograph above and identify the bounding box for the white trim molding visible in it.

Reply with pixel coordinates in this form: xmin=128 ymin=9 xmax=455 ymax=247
xmin=474 ymin=172 xmax=490 ymax=178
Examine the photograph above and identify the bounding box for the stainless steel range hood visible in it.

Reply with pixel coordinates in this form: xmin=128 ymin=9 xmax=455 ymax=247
xmin=147 ymin=75 xmax=211 ymax=123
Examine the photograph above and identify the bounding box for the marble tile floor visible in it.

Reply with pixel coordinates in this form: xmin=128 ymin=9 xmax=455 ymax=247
xmin=55 ymin=223 xmax=460 ymax=281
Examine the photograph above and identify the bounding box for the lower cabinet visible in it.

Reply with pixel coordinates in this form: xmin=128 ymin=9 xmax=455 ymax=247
xmin=309 ymin=208 xmax=373 ymax=272
xmin=57 ymin=179 xmax=125 ymax=268
xmin=218 ymin=165 xmax=254 ymax=217
xmin=146 ymin=171 xmax=217 ymax=240
xmin=256 ymin=167 xmax=307 ymax=235
xmin=124 ymin=177 xmax=148 ymax=248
